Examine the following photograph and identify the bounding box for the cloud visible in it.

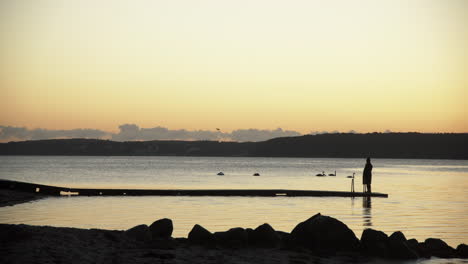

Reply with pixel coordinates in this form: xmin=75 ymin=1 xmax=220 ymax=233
xmin=111 ymin=124 xmax=304 ymax=142
xmin=1 ymin=124 xmax=305 ymax=142
xmin=112 ymin=124 xmax=223 ymax=141
xmin=0 ymin=126 xmax=110 ymax=142
xmin=308 ymin=130 xmax=358 ymax=135
xmin=230 ymin=128 xmax=301 ymax=142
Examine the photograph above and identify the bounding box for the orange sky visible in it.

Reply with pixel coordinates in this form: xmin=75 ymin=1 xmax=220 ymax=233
xmin=1 ymin=0 xmax=467 ymax=134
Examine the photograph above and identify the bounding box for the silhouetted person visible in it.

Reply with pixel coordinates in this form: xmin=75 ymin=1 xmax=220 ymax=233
xmin=363 ymin=157 xmax=373 ymax=193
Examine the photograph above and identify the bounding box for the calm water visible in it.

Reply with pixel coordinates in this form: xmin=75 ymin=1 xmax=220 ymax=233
xmin=1 ymin=156 xmax=467 ymax=250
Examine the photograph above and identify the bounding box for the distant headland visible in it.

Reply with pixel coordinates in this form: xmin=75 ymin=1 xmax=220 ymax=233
xmin=0 ymin=133 xmax=467 ymax=159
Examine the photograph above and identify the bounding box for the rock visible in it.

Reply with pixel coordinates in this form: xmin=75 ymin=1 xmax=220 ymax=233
xmin=417 ymin=242 xmax=431 ymax=258
xmin=388 ymin=234 xmax=418 ymax=259
xmin=174 ymin=237 xmax=188 ymax=245
xmin=248 ymin=223 xmax=281 ymax=248
xmin=406 ymin=238 xmax=418 ymax=248
xmin=188 ymin=224 xmax=214 ymax=245
xmin=152 ymin=238 xmax=177 ymax=249
xmin=406 ymin=239 xmax=421 ymax=255
xmin=423 ymin=238 xmax=456 ymax=258
xmin=125 ymin=224 xmax=151 ymax=242
xmin=142 ymin=251 xmax=175 ymax=259
xmin=360 ymin=228 xmax=389 ymax=258
xmin=389 ymin=231 xmax=406 ymax=243
xmin=290 ymin=213 xmax=359 ymax=252
xmin=456 ymin=244 xmax=468 ymax=258
xmin=214 ymin=227 xmax=248 ymax=248
xmin=149 ymin=218 xmax=173 ymax=239
xmin=276 ymin=231 xmax=293 ymax=248
xmin=276 ymin=231 xmax=291 ymax=241
xmin=246 ymin=228 xmax=255 ymax=246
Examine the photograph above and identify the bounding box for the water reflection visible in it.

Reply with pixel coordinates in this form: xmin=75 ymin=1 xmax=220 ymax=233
xmin=363 ymin=197 xmax=372 ymax=227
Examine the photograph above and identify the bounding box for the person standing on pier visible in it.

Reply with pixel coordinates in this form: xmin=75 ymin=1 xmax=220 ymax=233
xmin=363 ymin=157 xmax=373 ymax=193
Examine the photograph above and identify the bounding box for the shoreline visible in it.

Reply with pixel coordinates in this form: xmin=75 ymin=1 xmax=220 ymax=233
xmin=1 ymin=214 xmax=467 ymax=264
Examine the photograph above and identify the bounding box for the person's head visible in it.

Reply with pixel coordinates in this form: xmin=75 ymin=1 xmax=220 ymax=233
xmin=366 ymin=157 xmax=371 ymax=163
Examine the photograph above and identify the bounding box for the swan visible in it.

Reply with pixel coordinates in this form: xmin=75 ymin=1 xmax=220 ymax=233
xmin=328 ymin=171 xmax=336 ymax=176
xmin=316 ymin=171 xmax=326 ymax=176
xmin=217 ymin=172 xmax=224 ymax=176
xmin=253 ymin=173 xmax=260 ymax=176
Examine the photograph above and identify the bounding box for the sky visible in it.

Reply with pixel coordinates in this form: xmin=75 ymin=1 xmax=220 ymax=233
xmin=1 ymin=0 xmax=467 ymax=142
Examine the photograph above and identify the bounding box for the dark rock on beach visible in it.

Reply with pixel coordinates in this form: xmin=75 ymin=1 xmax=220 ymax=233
xmin=360 ymin=228 xmax=390 ymax=258
xmin=248 ymin=223 xmax=281 ymax=248
xmin=0 ymin=213 xmax=466 ymax=264
xmin=214 ymin=227 xmax=248 ymax=248
xmin=456 ymin=244 xmax=468 ymax=258
xmin=422 ymin=238 xmax=456 ymax=258
xmin=188 ymin=224 xmax=214 ymax=245
xmin=388 ymin=232 xmax=418 ymax=259
xmin=276 ymin=230 xmax=293 ymax=248
xmin=360 ymin=229 xmax=418 ymax=259
xmin=291 ymin=213 xmax=360 ymax=253
xmin=149 ymin=218 xmax=173 ymax=239
xmin=406 ymin=238 xmax=422 ymax=256
xmin=389 ymin=231 xmax=407 ymax=242
xmin=406 ymin=238 xmax=419 ymax=248
xmin=125 ymin=224 xmax=151 ymax=242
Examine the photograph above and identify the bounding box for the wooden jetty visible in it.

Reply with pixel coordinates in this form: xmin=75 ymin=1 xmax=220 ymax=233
xmin=0 ymin=179 xmax=388 ymax=198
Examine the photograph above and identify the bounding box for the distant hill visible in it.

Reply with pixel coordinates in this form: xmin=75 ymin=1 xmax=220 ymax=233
xmin=0 ymin=133 xmax=467 ymax=159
